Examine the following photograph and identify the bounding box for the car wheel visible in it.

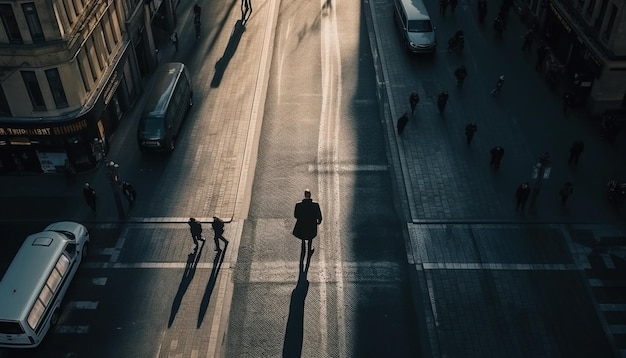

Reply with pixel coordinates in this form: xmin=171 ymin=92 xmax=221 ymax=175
xmin=50 ymin=309 xmax=60 ymax=326
xmin=169 ymin=137 xmax=176 ymax=152
xmin=82 ymin=243 xmax=88 ymax=259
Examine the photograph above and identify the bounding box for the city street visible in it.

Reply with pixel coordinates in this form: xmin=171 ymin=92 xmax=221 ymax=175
xmin=1 ymin=0 xmax=626 ymax=356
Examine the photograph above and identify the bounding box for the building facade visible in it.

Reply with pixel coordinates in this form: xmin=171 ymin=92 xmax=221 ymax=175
xmin=0 ymin=0 xmax=176 ymax=174
xmin=521 ymin=0 xmax=626 ymax=114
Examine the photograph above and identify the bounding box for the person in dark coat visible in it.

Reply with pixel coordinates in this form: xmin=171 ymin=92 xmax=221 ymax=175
xmin=83 ymin=183 xmax=97 ymax=214
xmin=188 ymin=218 xmax=204 ymax=247
xmin=397 ymin=112 xmax=409 ymax=135
xmin=489 ymin=146 xmax=505 ymax=169
xmin=515 ymin=182 xmax=530 ymax=212
xmin=559 ymin=182 xmax=574 ymax=205
xmin=409 ymin=92 xmax=420 ymax=115
xmin=437 ymin=91 xmax=449 ymax=114
xmin=121 ymin=181 xmax=137 ymax=207
xmin=212 ymin=216 xmax=227 ymax=252
xmin=568 ymin=140 xmax=584 ymax=166
xmin=293 ymin=189 xmax=323 ymax=255
xmin=465 ymin=122 xmax=477 ymax=145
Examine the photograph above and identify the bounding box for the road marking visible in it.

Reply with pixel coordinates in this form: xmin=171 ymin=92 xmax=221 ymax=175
xmin=308 ymin=164 xmax=388 ymax=172
xmin=247 ymin=261 xmax=403 ymax=282
xmin=83 ymin=262 xmax=230 ymax=269
xmin=589 ymin=279 xmax=626 ymax=288
xmin=67 ymin=301 xmax=99 ymax=309
xmin=92 ymin=277 xmax=108 ymax=285
xmin=600 ymin=303 xmax=626 ymax=312
xmin=55 ymin=325 xmax=89 ymax=334
xmin=419 ymin=262 xmax=578 ymax=270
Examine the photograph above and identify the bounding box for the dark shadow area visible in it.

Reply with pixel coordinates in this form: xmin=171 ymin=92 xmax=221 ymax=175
xmin=211 ymin=20 xmax=246 ymax=88
xmin=196 ymin=240 xmax=228 ymax=328
xmin=168 ymin=241 xmax=204 ymax=327
xmin=282 ymin=242 xmax=312 ymax=358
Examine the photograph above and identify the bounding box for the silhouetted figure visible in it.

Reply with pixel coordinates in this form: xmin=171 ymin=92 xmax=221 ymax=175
xmin=568 ymin=140 xmax=584 ymax=166
xmin=437 ymin=91 xmax=449 ymax=114
xmin=515 ymin=182 xmax=530 ymax=212
xmin=521 ymin=29 xmax=534 ymax=52
xmin=489 ymin=146 xmax=505 ymax=169
xmin=122 ymin=182 xmax=137 ymax=207
xmin=397 ymin=112 xmax=409 ymax=135
xmin=188 ymin=218 xmax=204 ymax=247
xmin=560 ymin=182 xmax=573 ymax=205
xmin=455 ymin=65 xmax=468 ymax=88
xmin=478 ymin=0 xmax=488 ymax=24
xmin=170 ymin=32 xmax=178 ymax=52
xmin=212 ymin=216 xmax=228 ymax=251
xmin=409 ymin=92 xmax=420 ymax=115
xmin=465 ymin=122 xmax=477 ymax=145
xmin=83 ymin=183 xmax=97 ymax=214
xmin=292 ymin=189 xmax=322 ymax=255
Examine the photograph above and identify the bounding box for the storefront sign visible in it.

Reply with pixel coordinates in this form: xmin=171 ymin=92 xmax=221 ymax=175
xmin=550 ymin=3 xmax=572 ymax=34
xmin=0 ymin=119 xmax=87 ymax=137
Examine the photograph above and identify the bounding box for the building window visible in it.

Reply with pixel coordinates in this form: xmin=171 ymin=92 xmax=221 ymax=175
xmin=21 ymin=71 xmax=46 ymax=111
xmin=603 ymin=4 xmax=617 ymax=40
xmin=0 ymin=86 xmax=12 ymax=117
xmin=22 ymin=3 xmax=44 ymax=43
xmin=45 ymin=68 xmax=68 ymax=109
xmin=60 ymin=0 xmax=74 ymax=25
xmin=0 ymin=4 xmax=23 ymax=44
xmin=76 ymin=52 xmax=90 ymax=92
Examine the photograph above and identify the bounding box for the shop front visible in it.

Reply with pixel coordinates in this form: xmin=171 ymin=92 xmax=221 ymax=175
xmin=543 ymin=2 xmax=604 ymax=105
xmin=0 ymin=53 xmax=133 ymax=175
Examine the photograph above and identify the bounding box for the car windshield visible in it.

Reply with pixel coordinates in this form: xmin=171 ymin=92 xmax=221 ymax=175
xmin=408 ymin=20 xmax=433 ymax=32
xmin=139 ymin=117 xmax=165 ymax=137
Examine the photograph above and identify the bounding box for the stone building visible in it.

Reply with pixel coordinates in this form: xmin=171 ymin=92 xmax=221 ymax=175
xmin=0 ymin=0 xmax=177 ymax=173
xmin=520 ymin=0 xmax=626 ymax=114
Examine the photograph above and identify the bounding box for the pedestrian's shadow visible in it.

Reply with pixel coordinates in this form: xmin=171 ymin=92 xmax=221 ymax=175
xmin=211 ymin=20 xmax=246 ymax=88
xmin=168 ymin=241 xmax=204 ymax=327
xmin=281 ymin=243 xmax=313 ymax=358
xmin=197 ymin=239 xmax=229 ymax=328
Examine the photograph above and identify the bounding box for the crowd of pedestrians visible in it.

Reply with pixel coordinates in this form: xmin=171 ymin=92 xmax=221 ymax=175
xmin=393 ymin=0 xmax=595 ymax=214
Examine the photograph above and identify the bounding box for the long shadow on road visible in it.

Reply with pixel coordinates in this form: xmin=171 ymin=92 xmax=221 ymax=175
xmin=197 ymin=240 xmax=228 ymax=328
xmin=211 ymin=20 xmax=246 ymax=88
xmin=168 ymin=241 xmax=204 ymax=327
xmin=282 ymin=243 xmax=313 ymax=358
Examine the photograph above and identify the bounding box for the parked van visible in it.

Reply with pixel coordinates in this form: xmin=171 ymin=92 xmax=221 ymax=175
xmin=137 ymin=62 xmax=193 ymax=152
xmin=393 ymin=0 xmax=437 ymax=53
xmin=0 ymin=222 xmax=89 ymax=348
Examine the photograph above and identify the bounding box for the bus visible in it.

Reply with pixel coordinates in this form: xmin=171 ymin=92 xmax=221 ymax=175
xmin=0 ymin=221 xmax=89 ymax=348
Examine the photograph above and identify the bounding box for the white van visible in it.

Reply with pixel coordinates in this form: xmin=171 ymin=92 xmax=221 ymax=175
xmin=393 ymin=0 xmax=437 ymax=53
xmin=0 ymin=222 xmax=89 ymax=348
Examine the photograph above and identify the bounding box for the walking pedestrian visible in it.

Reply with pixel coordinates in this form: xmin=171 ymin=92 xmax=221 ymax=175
xmin=478 ymin=0 xmax=488 ymax=24
xmin=437 ymin=91 xmax=449 ymax=114
xmin=188 ymin=218 xmax=204 ymax=248
xmin=212 ymin=216 xmax=228 ymax=252
xmin=121 ymin=181 xmax=137 ymax=207
xmin=491 ymin=75 xmax=505 ymax=95
xmin=397 ymin=112 xmax=409 ymax=135
xmin=83 ymin=183 xmax=97 ymax=214
xmin=493 ymin=17 xmax=504 ymax=39
xmin=559 ymin=182 xmax=574 ymax=205
xmin=521 ymin=29 xmax=534 ymax=52
xmin=489 ymin=146 xmax=505 ymax=169
xmin=194 ymin=2 xmax=201 ymax=18
xmin=568 ymin=140 xmax=584 ymax=166
xmin=409 ymin=92 xmax=420 ymax=115
xmin=465 ymin=122 xmax=477 ymax=145
xmin=515 ymin=182 xmax=530 ymax=212
xmin=440 ymin=0 xmax=449 ymax=15
xmin=562 ymin=92 xmax=572 ymax=115
xmin=535 ymin=45 xmax=548 ymax=71
xmin=455 ymin=65 xmax=468 ymax=88
xmin=170 ymin=31 xmax=178 ymax=52
xmin=64 ymin=159 xmax=76 ymax=185
xmin=450 ymin=0 xmax=458 ymax=13
xmin=292 ymin=189 xmax=323 ymax=256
